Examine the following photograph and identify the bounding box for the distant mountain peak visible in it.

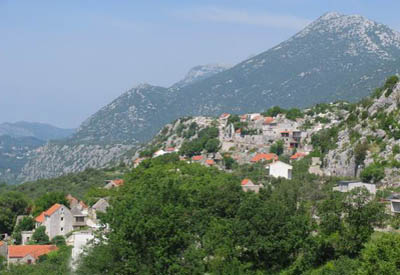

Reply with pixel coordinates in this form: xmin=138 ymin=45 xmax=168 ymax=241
xmin=320 ymin=11 xmax=342 ymax=20
xmin=171 ymin=64 xmax=230 ymax=89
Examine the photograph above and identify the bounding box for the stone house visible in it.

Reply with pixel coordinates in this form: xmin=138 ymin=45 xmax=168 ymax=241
xmin=7 ymin=245 xmax=57 ymax=265
xmin=0 ymin=241 xmax=7 ymax=258
xmin=385 ymin=193 xmax=400 ymax=214
xmin=266 ymin=161 xmax=293 ymax=179
xmin=333 ymin=181 xmax=376 ymax=195
xmin=35 ymin=204 xmax=73 ymax=240
xmin=104 ymin=179 xmax=124 ymax=189
xmin=241 ymin=179 xmax=262 ymax=193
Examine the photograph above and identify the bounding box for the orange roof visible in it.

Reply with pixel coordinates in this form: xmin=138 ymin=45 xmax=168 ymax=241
xmin=166 ymin=147 xmax=176 ymax=152
xmin=290 ymin=152 xmax=307 ymax=160
xmin=35 ymin=203 xmax=62 ymax=223
xmin=241 ymin=179 xmax=252 ymax=185
xmin=133 ymin=158 xmax=145 ymax=164
xmin=251 ymin=153 xmax=278 ymax=163
xmin=79 ymin=201 xmax=88 ymax=209
xmin=112 ymin=179 xmax=124 ymax=186
xmin=220 ymin=113 xmax=230 ymax=119
xmin=205 ymin=159 xmax=215 ymax=165
xmin=8 ymin=245 xmax=57 ymax=259
xmin=264 ymin=117 xmax=274 ymax=124
xmin=35 ymin=212 xmax=45 ymax=223
xmin=66 ymin=194 xmax=78 ymax=203
xmin=192 ymin=155 xmax=203 ymax=161
xmin=0 ymin=241 xmax=4 ymax=247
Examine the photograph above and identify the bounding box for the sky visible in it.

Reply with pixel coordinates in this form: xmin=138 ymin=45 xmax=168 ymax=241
xmin=2 ymin=0 xmax=400 ymax=128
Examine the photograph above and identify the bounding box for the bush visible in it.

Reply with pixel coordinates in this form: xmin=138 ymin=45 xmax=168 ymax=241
xmin=32 ymin=226 xmax=50 ymax=244
xmin=360 ymin=162 xmax=385 ymax=183
xmin=270 ymin=140 xmax=284 ymax=156
xmin=51 ymin=235 xmax=66 ymax=247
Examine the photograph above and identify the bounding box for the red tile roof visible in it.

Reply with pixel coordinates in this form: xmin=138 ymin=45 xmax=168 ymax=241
xmin=112 ymin=179 xmax=124 ymax=186
xmin=264 ymin=117 xmax=274 ymax=124
xmin=290 ymin=152 xmax=307 ymax=160
xmin=252 ymin=115 xmax=262 ymax=121
xmin=66 ymin=194 xmax=78 ymax=205
xmin=241 ymin=179 xmax=252 ymax=185
xmin=251 ymin=153 xmax=278 ymax=163
xmin=35 ymin=212 xmax=45 ymax=223
xmin=35 ymin=203 xmax=62 ymax=223
xmin=79 ymin=201 xmax=88 ymax=209
xmin=205 ymin=159 xmax=215 ymax=165
xmin=220 ymin=113 xmax=230 ymax=119
xmin=192 ymin=155 xmax=203 ymax=161
xmin=8 ymin=245 xmax=57 ymax=259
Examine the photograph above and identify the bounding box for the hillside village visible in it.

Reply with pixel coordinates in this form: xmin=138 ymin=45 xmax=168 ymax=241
xmin=0 ymin=179 xmax=121 ymax=267
xmin=135 ymin=101 xmax=349 ymax=180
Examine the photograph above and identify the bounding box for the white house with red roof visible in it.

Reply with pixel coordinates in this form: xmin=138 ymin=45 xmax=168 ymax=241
xmin=35 ymin=204 xmax=73 ymax=240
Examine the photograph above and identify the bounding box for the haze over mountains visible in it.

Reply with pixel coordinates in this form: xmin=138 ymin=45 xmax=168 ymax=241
xmin=0 ymin=121 xmax=75 ymax=141
xmin=3 ymin=12 xmax=400 ymax=183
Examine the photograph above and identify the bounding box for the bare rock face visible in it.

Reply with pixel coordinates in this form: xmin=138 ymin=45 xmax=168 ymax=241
xmin=323 ymin=82 xmax=400 ymax=184
xmin=19 ymin=143 xmax=136 ymax=181
xmin=324 ymin=129 xmax=356 ymax=177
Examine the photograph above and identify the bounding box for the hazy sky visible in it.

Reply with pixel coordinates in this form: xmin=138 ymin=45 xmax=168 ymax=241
xmin=2 ymin=0 xmax=400 ymax=128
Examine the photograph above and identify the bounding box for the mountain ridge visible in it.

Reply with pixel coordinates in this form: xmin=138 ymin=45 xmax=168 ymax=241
xmin=11 ymin=12 xmax=400 ymax=183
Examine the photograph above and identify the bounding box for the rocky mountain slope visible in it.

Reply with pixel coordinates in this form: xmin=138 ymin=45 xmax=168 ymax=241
xmin=322 ymin=76 xmax=400 ymax=185
xmin=65 ymin=12 xmax=400 ymax=146
xmin=170 ymin=64 xmax=229 ymax=89
xmin=15 ymin=12 xmax=400 ymax=183
xmin=0 ymin=122 xmax=75 ymax=184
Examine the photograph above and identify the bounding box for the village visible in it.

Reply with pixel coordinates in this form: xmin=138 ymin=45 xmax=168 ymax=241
xmin=3 ymin=110 xmax=400 ymax=268
xmin=0 ymin=179 xmax=121 ymax=267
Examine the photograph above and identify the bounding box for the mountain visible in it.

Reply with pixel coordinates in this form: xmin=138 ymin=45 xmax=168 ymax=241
xmin=73 ymin=12 xmax=400 ymax=146
xmin=15 ymin=12 xmax=400 ymax=182
xmin=170 ymin=64 xmax=230 ymax=89
xmin=0 ymin=121 xmax=75 ymax=141
xmin=0 ymin=135 xmax=45 ymax=183
xmin=173 ymin=12 xmax=400 ymax=116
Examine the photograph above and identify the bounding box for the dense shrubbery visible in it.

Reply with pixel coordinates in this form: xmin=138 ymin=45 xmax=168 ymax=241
xmin=75 ymin=157 xmax=386 ymax=274
xmin=360 ymin=162 xmax=385 ymax=183
xmin=180 ymin=127 xmax=220 ymax=157
xmin=261 ymin=106 xmax=304 ymax=121
xmin=311 ymin=126 xmax=339 ymax=156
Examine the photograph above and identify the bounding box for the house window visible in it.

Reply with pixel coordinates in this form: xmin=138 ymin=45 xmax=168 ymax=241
xmin=27 ymin=259 xmax=32 ymax=264
xmin=61 ymin=217 xmax=64 ymax=221
xmin=75 ymin=217 xmax=85 ymax=222
xmin=61 ymin=227 xmax=64 ymax=232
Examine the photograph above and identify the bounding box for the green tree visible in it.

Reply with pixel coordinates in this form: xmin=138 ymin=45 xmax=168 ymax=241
xmin=358 ymin=233 xmax=400 ymax=275
xmin=51 ymin=235 xmax=66 ymax=247
xmin=12 ymin=216 xmax=35 ymax=244
xmin=354 ymin=142 xmax=368 ymax=176
xmin=205 ymin=138 xmax=220 ymax=153
xmin=360 ymin=162 xmax=384 ymax=183
xmin=33 ymin=192 xmax=68 ymax=216
xmin=0 ymin=192 xmax=29 ymax=235
xmin=270 ymin=140 xmax=284 ymax=156
xmin=32 ymin=226 xmax=50 ymax=244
